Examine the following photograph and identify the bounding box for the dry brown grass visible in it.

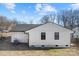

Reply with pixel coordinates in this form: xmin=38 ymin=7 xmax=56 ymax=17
xmin=0 ymin=47 xmax=78 ymax=56
xmin=0 ymin=39 xmax=79 ymax=56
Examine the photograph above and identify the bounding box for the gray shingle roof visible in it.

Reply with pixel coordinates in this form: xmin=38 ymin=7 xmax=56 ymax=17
xmin=10 ymin=24 xmax=41 ymax=32
xmin=10 ymin=22 xmax=72 ymax=32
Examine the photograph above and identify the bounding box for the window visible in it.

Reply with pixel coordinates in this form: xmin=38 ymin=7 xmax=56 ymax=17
xmin=54 ymin=32 xmax=59 ymax=40
xmin=41 ymin=32 xmax=46 ymax=40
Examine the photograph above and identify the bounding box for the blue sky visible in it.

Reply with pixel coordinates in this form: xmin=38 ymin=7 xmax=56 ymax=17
xmin=0 ymin=3 xmax=78 ymax=24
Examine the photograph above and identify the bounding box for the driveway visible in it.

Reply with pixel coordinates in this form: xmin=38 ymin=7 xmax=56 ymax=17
xmin=0 ymin=39 xmax=29 ymax=50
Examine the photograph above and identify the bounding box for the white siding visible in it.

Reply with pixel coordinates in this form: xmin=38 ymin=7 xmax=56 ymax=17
xmin=11 ymin=32 xmax=28 ymax=43
xmin=26 ymin=23 xmax=72 ymax=47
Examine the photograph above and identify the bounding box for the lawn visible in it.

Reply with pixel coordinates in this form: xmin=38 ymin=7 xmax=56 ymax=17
xmin=0 ymin=39 xmax=79 ymax=56
xmin=0 ymin=47 xmax=78 ymax=56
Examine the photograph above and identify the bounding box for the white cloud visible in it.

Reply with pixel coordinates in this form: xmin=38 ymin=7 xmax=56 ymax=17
xmin=4 ymin=3 xmax=15 ymax=10
xmin=36 ymin=4 xmax=56 ymax=12
xmin=17 ymin=14 xmax=27 ymax=19
xmin=71 ymin=3 xmax=79 ymax=9
xmin=4 ymin=3 xmax=16 ymax=14
xmin=44 ymin=5 xmax=56 ymax=12
xmin=35 ymin=4 xmax=57 ymax=16
xmin=36 ymin=4 xmax=42 ymax=11
xmin=16 ymin=14 xmax=34 ymax=21
xmin=39 ymin=12 xmax=46 ymax=16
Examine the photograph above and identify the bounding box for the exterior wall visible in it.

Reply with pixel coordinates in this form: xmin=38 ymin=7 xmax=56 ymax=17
xmin=26 ymin=23 xmax=72 ymax=47
xmin=11 ymin=32 xmax=28 ymax=43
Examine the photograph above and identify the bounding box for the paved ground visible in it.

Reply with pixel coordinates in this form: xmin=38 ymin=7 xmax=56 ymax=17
xmin=0 ymin=39 xmax=79 ymax=56
xmin=0 ymin=39 xmax=29 ymax=50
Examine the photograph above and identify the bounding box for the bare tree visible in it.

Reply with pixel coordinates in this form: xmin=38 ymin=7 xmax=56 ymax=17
xmin=57 ymin=9 xmax=79 ymax=29
xmin=0 ymin=16 xmax=11 ymax=29
xmin=49 ymin=13 xmax=56 ymax=23
xmin=40 ymin=13 xmax=56 ymax=24
xmin=12 ymin=18 xmax=19 ymax=24
xmin=40 ymin=15 xmax=50 ymax=24
xmin=57 ymin=14 xmax=62 ymax=25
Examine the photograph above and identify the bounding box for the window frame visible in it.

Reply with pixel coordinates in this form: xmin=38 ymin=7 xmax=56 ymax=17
xmin=54 ymin=32 xmax=59 ymax=40
xmin=41 ymin=32 xmax=46 ymax=40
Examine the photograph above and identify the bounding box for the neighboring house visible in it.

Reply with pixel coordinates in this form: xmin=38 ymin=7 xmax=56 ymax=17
xmin=73 ymin=27 xmax=79 ymax=40
xmin=10 ymin=23 xmax=73 ymax=48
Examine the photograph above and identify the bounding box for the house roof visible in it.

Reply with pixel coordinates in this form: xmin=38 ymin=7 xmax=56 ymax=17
xmin=10 ymin=24 xmax=41 ymax=32
xmin=10 ymin=22 xmax=73 ymax=32
xmin=26 ymin=22 xmax=73 ymax=32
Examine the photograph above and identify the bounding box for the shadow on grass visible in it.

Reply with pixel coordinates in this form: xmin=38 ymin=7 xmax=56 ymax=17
xmin=0 ymin=39 xmax=74 ymax=51
xmin=0 ymin=42 xmax=70 ymax=51
xmin=0 ymin=44 xmax=70 ymax=51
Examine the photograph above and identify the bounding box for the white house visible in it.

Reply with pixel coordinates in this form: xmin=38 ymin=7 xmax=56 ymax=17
xmin=10 ymin=23 xmax=73 ymax=48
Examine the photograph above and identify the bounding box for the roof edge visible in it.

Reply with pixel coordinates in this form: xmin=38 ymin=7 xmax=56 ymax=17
xmin=26 ymin=22 xmax=73 ymax=32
